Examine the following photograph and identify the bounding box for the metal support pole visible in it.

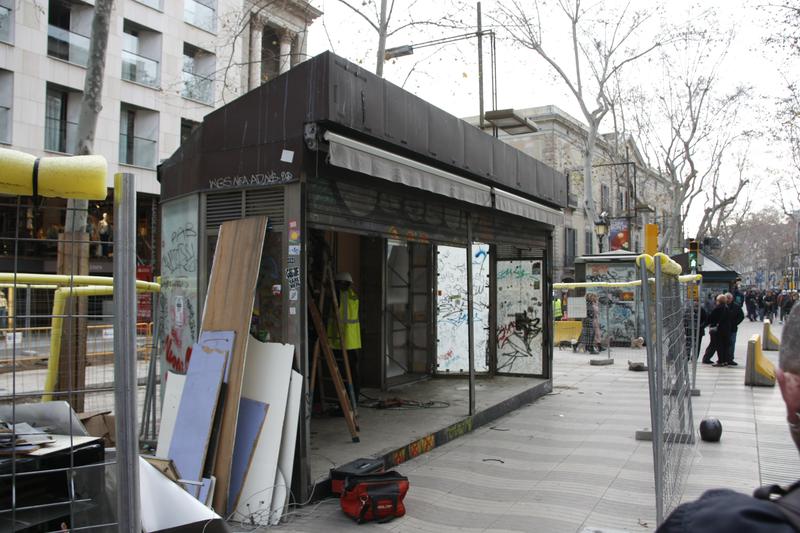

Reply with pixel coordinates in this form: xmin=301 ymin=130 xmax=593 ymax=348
xmin=114 ymin=172 xmax=140 ymax=533
xmin=466 ymin=215 xmax=476 ymax=416
xmin=25 ymin=287 xmax=31 ymax=331
xmin=477 ymin=2 xmax=484 ymax=130
xmin=653 ymin=259 xmax=665 ymax=525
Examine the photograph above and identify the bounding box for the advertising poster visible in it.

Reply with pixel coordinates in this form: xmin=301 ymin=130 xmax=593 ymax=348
xmin=609 ymin=218 xmax=630 ymax=251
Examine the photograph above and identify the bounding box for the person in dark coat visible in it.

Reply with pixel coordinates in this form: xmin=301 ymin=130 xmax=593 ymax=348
xmin=704 ymin=294 xmax=732 ymax=366
xmin=657 ymin=305 xmax=800 ymax=532
xmin=726 ymin=292 xmax=744 ymax=366
xmin=745 ymin=290 xmax=757 ymax=322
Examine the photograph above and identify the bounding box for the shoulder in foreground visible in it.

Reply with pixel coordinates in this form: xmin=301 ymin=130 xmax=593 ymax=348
xmin=657 ymin=489 xmax=796 ymax=533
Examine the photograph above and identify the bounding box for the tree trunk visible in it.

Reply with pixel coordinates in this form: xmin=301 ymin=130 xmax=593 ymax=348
xmin=56 ymin=0 xmax=115 ymax=410
xmin=375 ymin=0 xmax=388 ymax=77
xmin=583 ymin=120 xmax=600 ymax=246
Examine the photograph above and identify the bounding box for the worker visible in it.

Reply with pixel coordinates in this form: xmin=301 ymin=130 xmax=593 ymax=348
xmin=327 ymin=272 xmax=361 ymax=403
xmin=553 ymin=292 xmax=563 ymax=321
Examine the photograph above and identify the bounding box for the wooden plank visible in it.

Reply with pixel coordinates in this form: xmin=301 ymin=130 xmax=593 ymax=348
xmin=269 ymin=369 xmax=303 ymax=525
xmin=168 ymin=347 xmax=227 ymax=498
xmin=156 ymin=371 xmax=186 ymax=458
xmin=202 ymin=216 xmax=268 ymax=513
xmin=233 ymin=339 xmax=294 ymax=524
xmin=227 ymin=397 xmax=268 ymax=513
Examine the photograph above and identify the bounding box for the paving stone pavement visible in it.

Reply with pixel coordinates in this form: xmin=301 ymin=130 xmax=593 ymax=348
xmin=244 ymin=319 xmax=796 ymax=533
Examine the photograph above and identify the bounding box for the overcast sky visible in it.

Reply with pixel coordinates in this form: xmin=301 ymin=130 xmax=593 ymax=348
xmin=307 ymin=1 xmax=794 ymax=231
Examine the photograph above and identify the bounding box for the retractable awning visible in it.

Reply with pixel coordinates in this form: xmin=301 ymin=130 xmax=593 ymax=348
xmin=325 ymin=131 xmax=492 ymax=208
xmin=324 ymin=131 xmax=563 ymax=227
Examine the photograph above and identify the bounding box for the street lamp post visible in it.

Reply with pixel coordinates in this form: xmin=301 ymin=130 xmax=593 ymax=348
xmin=595 ymin=214 xmax=609 ymax=254
xmin=384 ymin=2 xmax=497 ymax=133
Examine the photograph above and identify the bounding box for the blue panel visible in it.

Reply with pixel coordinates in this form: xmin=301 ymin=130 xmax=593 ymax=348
xmin=168 ymin=346 xmax=227 ymax=497
xmin=227 ymin=397 xmax=269 ymax=514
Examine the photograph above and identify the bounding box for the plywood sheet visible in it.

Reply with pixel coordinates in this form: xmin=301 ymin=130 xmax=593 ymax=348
xmin=156 ymin=372 xmax=186 ymax=458
xmin=201 ymin=216 xmax=267 ymax=512
xmin=168 ymin=347 xmax=227 ymax=498
xmin=233 ymin=339 xmax=294 ymax=524
xmin=269 ymin=369 xmax=303 ymax=525
xmin=227 ymin=397 xmax=268 ymax=513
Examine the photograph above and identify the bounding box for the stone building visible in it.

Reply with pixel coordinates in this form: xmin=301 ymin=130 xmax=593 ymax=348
xmin=478 ymin=105 xmax=672 ymax=282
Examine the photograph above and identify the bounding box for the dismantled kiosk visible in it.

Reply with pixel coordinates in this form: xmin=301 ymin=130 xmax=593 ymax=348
xmin=158 ymin=52 xmax=567 ymax=500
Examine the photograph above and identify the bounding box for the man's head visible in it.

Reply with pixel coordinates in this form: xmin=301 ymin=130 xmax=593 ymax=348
xmin=778 ymin=304 xmax=800 ymax=450
xmin=335 ymin=271 xmax=353 ymax=292
xmin=725 ymin=292 xmax=733 ymax=304
xmin=716 ymin=294 xmax=727 ymax=306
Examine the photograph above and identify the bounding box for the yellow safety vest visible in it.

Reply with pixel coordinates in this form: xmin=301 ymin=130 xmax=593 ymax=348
xmin=327 ymin=288 xmax=361 ymax=350
xmin=553 ymin=298 xmax=562 ymax=320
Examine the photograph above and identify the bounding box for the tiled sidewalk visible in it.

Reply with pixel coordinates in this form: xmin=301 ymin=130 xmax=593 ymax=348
xmin=260 ymin=319 xmax=795 ymax=533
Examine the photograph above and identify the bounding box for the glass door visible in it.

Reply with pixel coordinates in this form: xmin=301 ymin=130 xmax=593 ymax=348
xmin=435 ymin=244 xmax=490 ymax=373
xmin=495 ymin=259 xmax=544 ymax=375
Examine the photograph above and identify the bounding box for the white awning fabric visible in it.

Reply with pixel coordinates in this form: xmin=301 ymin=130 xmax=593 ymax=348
xmin=324 ymin=131 xmax=563 ymax=227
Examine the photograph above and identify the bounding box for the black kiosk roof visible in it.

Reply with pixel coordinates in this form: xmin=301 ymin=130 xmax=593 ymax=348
xmin=159 ymin=51 xmax=566 ymax=211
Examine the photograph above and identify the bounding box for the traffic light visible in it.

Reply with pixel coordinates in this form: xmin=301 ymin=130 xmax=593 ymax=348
xmin=688 ymin=239 xmax=699 ymax=272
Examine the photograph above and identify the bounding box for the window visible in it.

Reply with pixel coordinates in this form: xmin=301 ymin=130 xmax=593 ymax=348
xmin=180 ymin=118 xmax=200 ymax=145
xmin=0 ymin=1 xmax=13 ymax=44
xmin=584 ymin=230 xmax=593 ymax=255
xmin=47 ymin=1 xmax=91 ymax=67
xmin=617 ymin=188 xmax=628 ymax=215
xmin=184 ymin=0 xmax=215 ymax=33
xmin=261 ymin=26 xmax=281 ymax=83
xmin=182 ymin=43 xmax=214 ymax=104
xmin=45 ymin=84 xmax=80 ymax=153
xmin=121 ymin=20 xmax=161 ymax=88
xmin=564 ymin=228 xmax=577 ymax=266
xmin=0 ymin=70 xmax=10 ymax=144
xmin=600 ymin=184 xmax=610 ymax=213
xmin=119 ymin=104 xmax=158 ymax=168
xmin=134 ymin=0 xmax=162 ymax=10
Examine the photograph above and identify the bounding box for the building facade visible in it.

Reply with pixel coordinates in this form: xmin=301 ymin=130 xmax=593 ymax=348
xmin=0 ymin=0 xmax=320 ymax=274
xmin=480 ymin=105 xmax=672 ymax=282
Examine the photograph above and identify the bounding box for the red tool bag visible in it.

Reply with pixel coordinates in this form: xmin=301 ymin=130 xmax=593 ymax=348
xmin=340 ymin=471 xmax=409 ymax=524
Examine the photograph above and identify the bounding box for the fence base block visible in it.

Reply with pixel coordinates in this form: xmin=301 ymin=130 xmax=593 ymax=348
xmin=590 ymin=358 xmax=614 ymax=366
xmin=635 ymin=429 xmax=653 ymax=441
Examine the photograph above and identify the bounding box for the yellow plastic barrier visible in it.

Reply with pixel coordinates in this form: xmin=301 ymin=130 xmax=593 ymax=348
xmin=554 ymin=320 xmax=583 ymax=345
xmin=0 ymin=147 xmax=108 ymax=200
xmin=746 ymin=334 xmax=776 ymax=387
xmin=0 ymin=273 xmax=159 ymax=292
xmin=763 ymin=319 xmax=781 ymax=351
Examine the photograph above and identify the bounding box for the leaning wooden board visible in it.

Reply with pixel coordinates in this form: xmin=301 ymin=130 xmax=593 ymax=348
xmin=201 ymin=216 xmax=268 ymax=513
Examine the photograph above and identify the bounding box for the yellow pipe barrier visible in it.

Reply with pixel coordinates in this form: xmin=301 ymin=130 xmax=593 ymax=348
xmin=42 ymin=283 xmax=161 ymax=402
xmin=0 ymin=273 xmax=160 ymax=292
xmin=0 ymin=147 xmax=108 ymax=200
xmin=653 ymin=252 xmax=683 ymax=276
xmin=554 ymin=274 xmax=701 ymax=291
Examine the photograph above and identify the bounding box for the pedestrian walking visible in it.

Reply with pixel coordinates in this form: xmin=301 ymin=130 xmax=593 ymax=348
xmin=757 ymin=291 xmax=766 ymax=321
xmin=745 ymin=290 xmax=757 ymax=322
xmin=704 ymin=294 xmax=732 ymax=366
xmin=576 ymin=293 xmax=601 ymax=354
xmin=765 ymin=291 xmax=777 ymax=322
xmin=726 ymin=292 xmax=744 ymax=366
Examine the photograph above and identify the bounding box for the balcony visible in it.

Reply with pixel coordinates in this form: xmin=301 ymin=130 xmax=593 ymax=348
xmin=122 ymin=49 xmax=160 ymax=88
xmin=0 ymin=105 xmax=9 ymax=143
xmin=0 ymin=5 xmax=11 ymax=43
xmin=45 ymin=117 xmax=78 ymax=154
xmin=119 ymin=133 xmax=156 ymax=168
xmin=184 ymin=0 xmax=215 ymax=33
xmin=47 ymin=25 xmax=90 ymax=67
xmin=181 ymin=70 xmax=213 ymax=105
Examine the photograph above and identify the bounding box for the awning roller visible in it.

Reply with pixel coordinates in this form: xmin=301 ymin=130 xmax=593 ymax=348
xmin=324 ymin=131 xmax=564 ymax=227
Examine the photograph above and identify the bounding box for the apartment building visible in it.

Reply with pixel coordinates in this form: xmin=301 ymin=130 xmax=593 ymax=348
xmin=0 ymin=0 xmax=320 ymax=273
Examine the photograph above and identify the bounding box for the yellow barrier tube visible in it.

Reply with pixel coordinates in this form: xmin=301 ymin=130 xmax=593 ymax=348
xmin=42 ymin=283 xmax=161 ymax=402
xmin=0 ymin=273 xmax=160 ymax=292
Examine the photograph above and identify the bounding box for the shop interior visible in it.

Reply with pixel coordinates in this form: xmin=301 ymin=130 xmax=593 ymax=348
xmin=306 ymin=228 xmax=549 ymax=480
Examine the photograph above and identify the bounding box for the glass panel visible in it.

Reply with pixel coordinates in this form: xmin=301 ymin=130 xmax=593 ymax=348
xmin=47 ymin=25 xmax=89 ymax=67
xmin=386 ymin=241 xmax=410 ymax=380
xmin=181 ymin=70 xmax=213 ymax=104
xmin=121 ymin=49 xmax=160 ymax=87
xmin=184 ymin=0 xmax=215 ymax=32
xmin=496 ymin=259 xmax=544 ymax=375
xmin=44 ymin=117 xmax=78 ymax=154
xmin=0 ymin=5 xmax=11 ymax=43
xmin=134 ymin=0 xmax=162 ymax=10
xmin=119 ymin=133 xmax=156 ymax=168
xmin=0 ymin=105 xmax=9 ymax=144
xmin=159 ymin=195 xmax=200 ymax=378
xmin=435 ymin=244 xmax=490 ymax=373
